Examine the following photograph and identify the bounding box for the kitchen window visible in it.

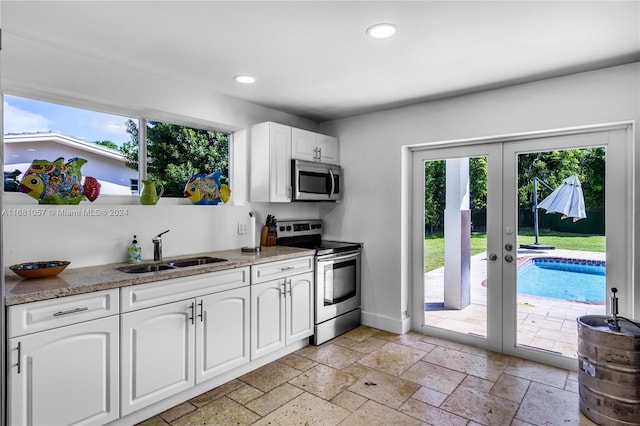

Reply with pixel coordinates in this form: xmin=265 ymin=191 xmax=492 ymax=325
xmin=3 ymin=95 xmax=231 ymax=201
xmin=122 ymin=120 xmax=230 ymax=198
xmin=3 ymin=95 xmax=139 ymax=196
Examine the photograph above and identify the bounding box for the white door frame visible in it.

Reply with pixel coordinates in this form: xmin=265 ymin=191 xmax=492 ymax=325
xmin=407 ymin=121 xmax=635 ymax=369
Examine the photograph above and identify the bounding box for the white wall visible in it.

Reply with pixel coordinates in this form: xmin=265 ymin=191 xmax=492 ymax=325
xmin=320 ymin=63 xmax=640 ymax=333
xmin=1 ymin=33 xmax=326 ymax=270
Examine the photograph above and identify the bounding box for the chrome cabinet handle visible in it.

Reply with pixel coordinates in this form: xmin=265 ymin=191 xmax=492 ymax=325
xmin=198 ymin=300 xmax=204 ymax=322
xmin=281 ymin=266 xmax=295 ymax=271
xmin=53 ymin=307 xmax=89 ymax=317
xmin=317 ymin=147 xmax=322 ymax=161
xmin=286 ymin=279 xmax=292 ymax=295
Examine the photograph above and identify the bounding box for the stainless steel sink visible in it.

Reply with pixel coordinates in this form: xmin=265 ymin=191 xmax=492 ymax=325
xmin=117 ymin=256 xmax=227 ymax=274
xmin=167 ymin=256 xmax=227 ymax=267
xmin=117 ymin=263 xmax=178 ymax=273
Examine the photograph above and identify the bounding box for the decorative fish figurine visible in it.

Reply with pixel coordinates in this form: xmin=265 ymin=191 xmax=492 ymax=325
xmin=184 ymin=171 xmax=231 ymax=205
xmin=19 ymin=157 xmax=101 ymax=204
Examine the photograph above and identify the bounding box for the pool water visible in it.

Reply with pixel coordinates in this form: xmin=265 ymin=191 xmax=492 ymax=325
xmin=517 ymin=257 xmax=606 ymax=303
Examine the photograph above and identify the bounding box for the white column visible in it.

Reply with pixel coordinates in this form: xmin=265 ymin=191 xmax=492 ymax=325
xmin=444 ymin=158 xmax=471 ymax=310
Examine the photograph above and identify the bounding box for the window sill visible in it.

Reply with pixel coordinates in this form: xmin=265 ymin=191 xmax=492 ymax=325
xmin=1 ymin=192 xmax=238 ymax=206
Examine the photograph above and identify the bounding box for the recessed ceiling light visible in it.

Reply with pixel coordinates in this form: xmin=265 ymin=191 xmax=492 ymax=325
xmin=366 ymin=23 xmax=397 ymax=39
xmin=234 ymin=75 xmax=256 ymax=84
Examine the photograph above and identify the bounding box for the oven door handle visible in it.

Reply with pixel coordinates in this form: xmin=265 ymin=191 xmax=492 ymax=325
xmin=317 ymin=251 xmax=360 ymax=263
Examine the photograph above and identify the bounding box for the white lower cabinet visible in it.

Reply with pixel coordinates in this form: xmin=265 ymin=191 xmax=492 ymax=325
xmin=120 ymin=269 xmax=250 ymax=416
xmin=286 ymin=272 xmax=315 ymax=342
xmin=6 ymin=259 xmax=312 ymax=424
xmin=251 ymin=257 xmax=314 ymax=360
xmin=120 ymin=299 xmax=195 ymax=416
xmin=197 ymin=286 xmax=250 ymax=382
xmin=250 ymin=272 xmax=314 ymax=360
xmin=8 ymin=315 xmax=120 ymax=426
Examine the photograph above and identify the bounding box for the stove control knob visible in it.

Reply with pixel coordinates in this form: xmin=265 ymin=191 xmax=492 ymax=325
xmin=279 ymin=226 xmax=285 ymax=232
xmin=286 ymin=226 xmax=292 ymax=231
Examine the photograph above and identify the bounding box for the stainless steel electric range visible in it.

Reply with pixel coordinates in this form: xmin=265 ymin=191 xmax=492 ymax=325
xmin=275 ymin=219 xmax=362 ymax=345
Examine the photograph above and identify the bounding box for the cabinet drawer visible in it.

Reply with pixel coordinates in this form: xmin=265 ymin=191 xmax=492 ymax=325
xmin=8 ymin=289 xmax=119 ymax=338
xmin=251 ymin=256 xmax=314 ymax=284
xmin=121 ymin=267 xmax=250 ymax=312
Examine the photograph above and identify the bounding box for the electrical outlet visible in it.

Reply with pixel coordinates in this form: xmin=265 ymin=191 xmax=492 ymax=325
xmin=238 ymin=222 xmax=248 ymax=234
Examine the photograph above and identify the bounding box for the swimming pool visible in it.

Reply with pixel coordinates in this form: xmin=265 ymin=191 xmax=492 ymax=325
xmin=517 ymin=257 xmax=606 ymax=303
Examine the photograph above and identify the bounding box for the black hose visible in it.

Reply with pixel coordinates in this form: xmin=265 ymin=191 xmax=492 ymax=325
xmin=617 ymin=316 xmax=640 ymax=329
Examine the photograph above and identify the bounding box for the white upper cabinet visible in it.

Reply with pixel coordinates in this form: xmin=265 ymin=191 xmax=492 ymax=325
xmin=249 ymin=122 xmax=340 ymax=202
xmin=249 ymin=122 xmax=292 ymax=202
xmin=291 ymin=128 xmax=339 ymax=165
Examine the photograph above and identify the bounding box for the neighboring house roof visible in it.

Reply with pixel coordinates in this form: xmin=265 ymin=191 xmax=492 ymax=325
xmin=3 ymin=131 xmax=127 ymax=162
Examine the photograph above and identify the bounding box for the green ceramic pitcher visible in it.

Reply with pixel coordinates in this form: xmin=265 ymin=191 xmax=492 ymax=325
xmin=140 ymin=179 xmax=164 ymax=205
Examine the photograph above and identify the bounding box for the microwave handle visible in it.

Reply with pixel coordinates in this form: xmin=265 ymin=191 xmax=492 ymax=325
xmin=329 ymin=169 xmax=336 ymax=198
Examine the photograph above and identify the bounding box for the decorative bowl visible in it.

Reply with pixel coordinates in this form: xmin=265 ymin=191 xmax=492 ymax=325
xmin=10 ymin=261 xmax=70 ymax=279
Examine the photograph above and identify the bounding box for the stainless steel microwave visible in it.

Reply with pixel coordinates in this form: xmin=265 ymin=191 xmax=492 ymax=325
xmin=292 ymin=159 xmax=342 ymax=201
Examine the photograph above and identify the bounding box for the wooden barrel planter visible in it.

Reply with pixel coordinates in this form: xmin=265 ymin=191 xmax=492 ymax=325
xmin=577 ymin=315 xmax=640 ymax=426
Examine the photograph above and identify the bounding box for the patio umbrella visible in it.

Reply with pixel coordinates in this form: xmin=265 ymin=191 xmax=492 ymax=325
xmin=537 ymin=174 xmax=587 ymax=222
xmin=519 ymin=174 xmax=587 ymax=250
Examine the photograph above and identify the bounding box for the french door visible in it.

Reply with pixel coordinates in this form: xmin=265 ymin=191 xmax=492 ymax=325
xmin=410 ymin=124 xmax=633 ymax=369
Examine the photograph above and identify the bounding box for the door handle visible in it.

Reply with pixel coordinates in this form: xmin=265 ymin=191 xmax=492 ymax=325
xmin=504 ymin=254 xmax=514 ymax=263
xmin=488 ymin=253 xmax=498 ymax=261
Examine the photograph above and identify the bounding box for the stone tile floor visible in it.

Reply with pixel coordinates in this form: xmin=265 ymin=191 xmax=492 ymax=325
xmin=137 ymin=325 xmax=596 ymax=425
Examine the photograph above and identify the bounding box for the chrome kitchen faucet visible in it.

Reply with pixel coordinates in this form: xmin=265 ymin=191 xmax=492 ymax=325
xmin=153 ymin=229 xmax=170 ymax=261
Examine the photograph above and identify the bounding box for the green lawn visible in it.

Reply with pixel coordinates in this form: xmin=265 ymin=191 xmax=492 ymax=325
xmin=424 ymin=229 xmax=605 ymax=272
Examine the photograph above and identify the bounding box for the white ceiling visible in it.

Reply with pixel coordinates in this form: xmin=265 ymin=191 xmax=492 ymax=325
xmin=3 ymin=1 xmax=639 ymax=122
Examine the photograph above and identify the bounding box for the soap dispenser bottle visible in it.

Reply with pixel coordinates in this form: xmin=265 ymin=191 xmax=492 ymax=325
xmin=128 ymin=235 xmax=142 ymax=263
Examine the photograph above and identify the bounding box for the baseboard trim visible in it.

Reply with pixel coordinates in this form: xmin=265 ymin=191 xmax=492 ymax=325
xmin=361 ymin=311 xmax=411 ymax=335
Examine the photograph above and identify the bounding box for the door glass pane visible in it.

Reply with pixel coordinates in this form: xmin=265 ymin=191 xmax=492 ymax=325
xmin=423 ymin=156 xmax=488 ymax=338
xmin=516 ymin=147 xmax=606 ymax=358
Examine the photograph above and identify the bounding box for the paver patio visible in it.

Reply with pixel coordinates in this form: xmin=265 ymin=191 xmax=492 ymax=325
xmin=424 ymin=249 xmax=606 ymax=358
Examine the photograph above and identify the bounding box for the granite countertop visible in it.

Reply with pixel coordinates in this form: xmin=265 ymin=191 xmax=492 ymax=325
xmin=5 ymin=246 xmax=315 ymax=306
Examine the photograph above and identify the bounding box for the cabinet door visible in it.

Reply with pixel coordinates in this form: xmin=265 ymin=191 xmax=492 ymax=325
xmin=317 ymin=134 xmax=340 ymax=165
xmin=251 ymin=279 xmax=286 ymax=359
xmin=121 ymin=300 xmax=194 ymax=416
xmin=291 ymin=128 xmax=318 ymax=162
xmin=269 ymin=122 xmax=292 ymax=202
xmin=286 ymin=271 xmax=314 ymax=344
xmin=8 ymin=316 xmax=119 ymax=426
xmin=196 ymin=287 xmax=250 ymax=383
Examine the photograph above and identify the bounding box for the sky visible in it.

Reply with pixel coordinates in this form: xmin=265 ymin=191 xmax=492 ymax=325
xmin=3 ymin=95 xmax=135 ymax=147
